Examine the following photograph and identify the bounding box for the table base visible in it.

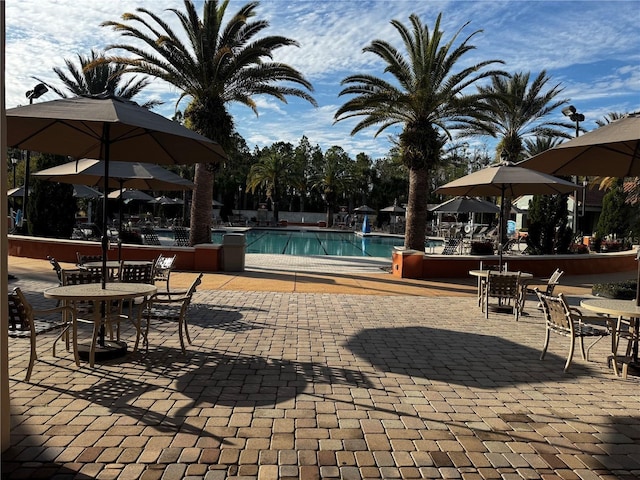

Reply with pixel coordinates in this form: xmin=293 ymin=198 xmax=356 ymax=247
xmin=488 ymin=305 xmax=514 ymax=314
xmin=77 ymin=340 xmax=127 ymax=362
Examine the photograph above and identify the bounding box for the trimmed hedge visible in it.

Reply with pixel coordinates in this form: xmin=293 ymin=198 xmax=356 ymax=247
xmin=592 ymin=280 xmax=637 ymax=300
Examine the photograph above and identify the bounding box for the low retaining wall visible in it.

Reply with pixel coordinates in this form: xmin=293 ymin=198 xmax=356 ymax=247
xmin=392 ymin=247 xmax=639 ymax=279
xmin=8 ymin=235 xmax=223 ymax=272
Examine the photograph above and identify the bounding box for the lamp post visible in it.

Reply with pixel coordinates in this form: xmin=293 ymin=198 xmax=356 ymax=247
xmin=10 ymin=157 xmax=18 ymax=188
xmin=21 ymin=83 xmax=48 ymax=233
xmin=562 ymin=105 xmax=585 ymax=234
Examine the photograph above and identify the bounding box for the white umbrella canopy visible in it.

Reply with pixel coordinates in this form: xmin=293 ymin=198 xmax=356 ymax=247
xmin=33 ymin=158 xmax=195 ymax=191
xmin=436 ymin=162 xmax=581 ymax=269
xmin=518 ymin=113 xmax=640 ymax=177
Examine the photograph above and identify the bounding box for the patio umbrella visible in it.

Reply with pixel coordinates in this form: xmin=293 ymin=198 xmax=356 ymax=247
xmin=73 ymin=184 xmax=103 ymax=199
xmin=8 ymin=94 xmax=220 ymax=282
xmin=7 ymin=94 xmax=225 ymax=357
xmin=435 ymin=161 xmax=580 ymax=269
xmin=8 ymin=184 xmax=103 ymax=199
xmin=380 ymin=201 xmax=406 ymax=213
xmin=354 ymin=204 xmax=375 ymax=214
xmin=7 ymin=93 xmax=224 ymax=278
xmin=33 ymin=158 xmax=195 ymax=191
xmin=429 ymin=196 xmax=500 ymax=214
xmin=518 ymin=113 xmax=640 ymax=177
xmin=518 ymin=113 xmax=640 ymax=304
xmin=35 ymin=159 xmax=195 ymax=261
xmin=107 ymin=188 xmax=154 ymax=202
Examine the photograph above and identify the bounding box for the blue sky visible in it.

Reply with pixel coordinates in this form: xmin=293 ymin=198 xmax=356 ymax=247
xmin=4 ymin=0 xmax=640 ymax=161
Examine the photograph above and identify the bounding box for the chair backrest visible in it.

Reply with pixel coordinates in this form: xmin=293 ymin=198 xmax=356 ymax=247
xmin=8 ymin=288 xmax=33 ymax=335
xmin=442 ymin=238 xmax=460 ymax=255
xmin=120 ymin=262 xmax=154 ymax=284
xmin=487 ymin=271 xmax=520 ymax=298
xmin=536 ymin=290 xmax=573 ymax=336
xmin=61 ymin=268 xmax=102 ymax=285
xmin=153 ymin=254 xmax=176 ymax=281
xmin=548 ymin=268 xmax=564 ymax=286
xmin=142 ymin=227 xmax=162 ymax=246
xmin=181 ymin=273 xmax=204 ymax=311
xmin=47 ymin=256 xmax=63 ymax=286
xmin=173 ymin=227 xmax=190 ymax=247
xmin=76 ymin=252 xmax=102 ymax=266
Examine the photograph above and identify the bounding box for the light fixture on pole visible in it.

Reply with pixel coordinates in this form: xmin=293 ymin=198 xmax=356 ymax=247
xmin=10 ymin=157 xmax=18 ymax=188
xmin=562 ymin=105 xmax=585 ymax=234
xmin=21 ymin=83 xmax=49 ymax=233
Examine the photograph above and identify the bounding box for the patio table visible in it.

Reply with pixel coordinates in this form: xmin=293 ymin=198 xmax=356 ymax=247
xmin=580 ymin=298 xmax=640 ymax=376
xmin=44 ymin=282 xmax=157 ymax=367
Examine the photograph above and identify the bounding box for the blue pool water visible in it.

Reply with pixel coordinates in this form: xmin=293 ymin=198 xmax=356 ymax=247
xmin=214 ymin=230 xmax=405 ymax=258
xmin=159 ymin=229 xmax=444 ymax=258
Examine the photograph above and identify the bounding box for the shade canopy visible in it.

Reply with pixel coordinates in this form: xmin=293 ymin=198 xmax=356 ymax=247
xmin=429 ymin=196 xmax=500 ymax=214
xmin=380 ymin=203 xmax=406 ymax=213
xmin=151 ymin=195 xmax=178 ymax=205
xmin=7 ymin=94 xmax=225 ymax=293
xmin=107 ymin=188 xmax=154 ymax=202
xmin=7 ymin=95 xmax=227 ymax=165
xmin=435 ymin=162 xmax=581 ymax=198
xmin=436 ymin=162 xmax=580 ymax=269
xmin=33 ymin=159 xmax=194 ymax=191
xmin=354 ymin=205 xmax=376 ymax=214
xmin=518 ymin=113 xmax=640 ymax=177
xmin=9 ymin=184 xmax=103 ymax=199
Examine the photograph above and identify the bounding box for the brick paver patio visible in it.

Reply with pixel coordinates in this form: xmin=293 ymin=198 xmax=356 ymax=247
xmin=3 ymin=257 xmax=639 ymax=479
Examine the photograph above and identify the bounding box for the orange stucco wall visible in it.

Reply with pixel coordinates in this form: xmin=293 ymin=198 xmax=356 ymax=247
xmin=8 ymin=235 xmax=222 ymax=272
xmin=392 ymin=248 xmax=639 ymax=279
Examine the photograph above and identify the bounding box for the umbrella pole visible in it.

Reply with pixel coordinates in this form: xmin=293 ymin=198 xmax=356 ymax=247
xmin=498 ymin=186 xmax=505 ymax=271
xmin=118 ymin=180 xmax=123 ymax=263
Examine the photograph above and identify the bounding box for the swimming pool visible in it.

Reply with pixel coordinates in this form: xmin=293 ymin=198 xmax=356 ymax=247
xmin=158 ymin=229 xmax=444 ymax=258
xmin=217 ymin=230 xmax=404 ymax=257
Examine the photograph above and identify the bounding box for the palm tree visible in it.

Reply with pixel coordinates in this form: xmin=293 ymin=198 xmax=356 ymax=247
xmin=463 ymin=71 xmax=572 ymax=163
xmin=246 ymin=145 xmax=300 ymax=222
xmin=461 ymin=71 xmax=572 ymax=243
xmin=100 ymin=0 xmax=317 ymax=244
xmin=335 ymin=13 xmax=504 ymax=250
xmin=33 ymin=49 xmax=160 ymax=108
xmin=310 ymin=146 xmax=354 ymax=227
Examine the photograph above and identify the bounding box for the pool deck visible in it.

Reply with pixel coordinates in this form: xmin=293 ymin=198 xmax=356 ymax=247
xmin=4 ymin=255 xmax=640 ymax=480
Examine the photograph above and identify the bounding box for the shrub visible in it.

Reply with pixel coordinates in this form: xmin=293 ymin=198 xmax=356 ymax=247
xmin=569 ymin=243 xmax=589 ymax=254
xmin=470 ymin=241 xmax=494 ymax=255
xmin=592 ymin=280 xmax=637 ymax=299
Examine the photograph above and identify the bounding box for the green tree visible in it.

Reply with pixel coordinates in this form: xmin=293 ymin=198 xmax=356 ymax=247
xmin=596 ymin=180 xmax=631 ymax=239
xmin=335 ymin=13 xmax=504 ymax=250
xmin=526 ymin=194 xmax=570 ymax=255
xmin=462 ymin=71 xmax=571 ymax=243
xmin=311 ymin=146 xmax=354 ymax=226
xmin=33 ymin=49 xmax=160 ymax=108
xmin=29 ymin=154 xmax=76 ymax=238
xmin=101 ymin=0 xmax=316 ymax=244
xmin=246 ymin=143 xmax=299 ymax=222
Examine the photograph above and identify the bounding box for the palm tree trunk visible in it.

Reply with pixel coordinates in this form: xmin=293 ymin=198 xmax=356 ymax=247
xmin=189 ymin=163 xmax=213 ymax=245
xmin=405 ymin=167 xmax=429 ymax=251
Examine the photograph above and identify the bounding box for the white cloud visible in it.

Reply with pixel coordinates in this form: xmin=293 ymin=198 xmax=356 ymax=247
xmin=5 ymin=0 xmax=640 ymax=159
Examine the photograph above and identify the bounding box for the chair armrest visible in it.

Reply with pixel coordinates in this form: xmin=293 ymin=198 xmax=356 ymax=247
xmin=32 ymin=304 xmax=76 ymax=317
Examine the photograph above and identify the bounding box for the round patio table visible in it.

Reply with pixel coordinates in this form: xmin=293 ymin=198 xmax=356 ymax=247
xmin=580 ymin=298 xmax=640 ymax=376
xmin=44 ymin=282 xmax=157 ymax=367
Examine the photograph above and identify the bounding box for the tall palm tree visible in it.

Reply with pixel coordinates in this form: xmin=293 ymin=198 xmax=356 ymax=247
xmin=246 ymin=147 xmax=300 ymax=222
xmin=462 ymin=71 xmax=572 ymax=242
xmin=463 ymin=71 xmax=571 ymax=163
xmin=335 ymin=13 xmax=504 ymax=250
xmin=33 ymin=49 xmax=160 ymax=108
xmin=100 ymin=0 xmax=316 ymax=245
